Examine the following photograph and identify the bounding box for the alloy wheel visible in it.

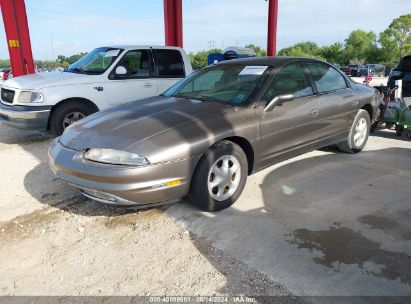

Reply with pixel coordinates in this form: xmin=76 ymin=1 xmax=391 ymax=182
xmin=207 ymin=155 xmax=241 ymax=201
xmin=62 ymin=111 xmax=85 ymax=129
xmin=353 ymin=117 xmax=367 ymax=147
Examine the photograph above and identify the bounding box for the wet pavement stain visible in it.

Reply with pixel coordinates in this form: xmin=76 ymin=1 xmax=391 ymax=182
xmin=288 ymin=226 xmax=411 ymax=285
xmin=358 ymin=214 xmax=411 ymax=241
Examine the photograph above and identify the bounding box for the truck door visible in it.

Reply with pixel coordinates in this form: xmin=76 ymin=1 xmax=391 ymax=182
xmin=105 ymin=49 xmax=158 ymax=106
xmin=153 ymin=49 xmax=187 ymax=94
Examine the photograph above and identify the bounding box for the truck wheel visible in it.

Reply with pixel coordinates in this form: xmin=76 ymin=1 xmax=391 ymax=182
xmin=396 ymin=125 xmax=404 ymax=136
xmin=50 ymin=101 xmax=97 ymax=136
xmin=187 ymin=141 xmax=248 ymax=212
xmin=338 ymin=109 xmax=370 ymax=153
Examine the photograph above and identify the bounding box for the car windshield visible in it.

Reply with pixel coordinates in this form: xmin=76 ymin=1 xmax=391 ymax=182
xmin=66 ymin=47 xmax=124 ymax=75
xmin=164 ymin=64 xmax=270 ymax=105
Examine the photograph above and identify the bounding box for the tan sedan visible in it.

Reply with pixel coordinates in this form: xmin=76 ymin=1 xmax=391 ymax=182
xmin=49 ymin=57 xmax=380 ymax=211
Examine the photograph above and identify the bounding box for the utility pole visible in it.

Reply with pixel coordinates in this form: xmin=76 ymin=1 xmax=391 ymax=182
xmin=207 ymin=40 xmax=215 ymax=50
xmin=51 ymin=32 xmax=54 ymax=61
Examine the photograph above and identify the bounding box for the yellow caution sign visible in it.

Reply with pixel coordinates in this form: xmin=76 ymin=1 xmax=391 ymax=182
xmin=9 ymin=40 xmax=19 ymax=48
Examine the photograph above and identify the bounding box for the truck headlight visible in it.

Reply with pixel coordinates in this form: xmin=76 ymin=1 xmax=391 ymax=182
xmin=84 ymin=148 xmax=150 ymax=166
xmin=17 ymin=91 xmax=44 ymax=103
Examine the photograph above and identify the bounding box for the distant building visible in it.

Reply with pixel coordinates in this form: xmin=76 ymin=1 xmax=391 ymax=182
xmin=208 ymin=47 xmax=256 ymax=65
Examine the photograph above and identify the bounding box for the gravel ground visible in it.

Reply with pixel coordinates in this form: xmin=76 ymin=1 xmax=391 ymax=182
xmin=0 ymin=123 xmax=296 ymax=300
xmin=0 ymin=119 xmax=409 ymax=301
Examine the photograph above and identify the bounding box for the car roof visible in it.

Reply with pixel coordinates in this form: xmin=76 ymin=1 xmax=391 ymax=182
xmin=216 ymin=56 xmax=328 ymax=67
xmin=102 ymin=45 xmax=184 ymax=51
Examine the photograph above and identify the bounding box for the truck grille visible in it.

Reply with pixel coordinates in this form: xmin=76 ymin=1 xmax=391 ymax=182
xmin=1 ymin=88 xmax=15 ymax=104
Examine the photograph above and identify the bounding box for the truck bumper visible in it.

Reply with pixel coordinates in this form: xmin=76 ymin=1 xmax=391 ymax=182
xmin=0 ymin=102 xmax=51 ymax=130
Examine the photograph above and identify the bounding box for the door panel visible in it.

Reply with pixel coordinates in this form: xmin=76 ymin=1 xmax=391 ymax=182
xmin=257 ymin=62 xmax=320 ymax=165
xmin=258 ymin=95 xmax=320 ymax=164
xmin=305 ymin=62 xmax=358 ymax=142
xmin=105 ymin=49 xmax=158 ymax=106
xmin=315 ymin=89 xmax=358 ymax=141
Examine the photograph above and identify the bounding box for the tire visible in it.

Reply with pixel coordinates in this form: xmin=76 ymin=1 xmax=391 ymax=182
xmin=370 ymin=121 xmax=379 ymax=133
xmin=338 ymin=109 xmax=370 ymax=153
xmin=396 ymin=125 xmax=404 ymax=136
xmin=187 ymin=141 xmax=248 ymax=212
xmin=50 ymin=101 xmax=97 ymax=136
xmin=385 ymin=123 xmax=394 ymax=129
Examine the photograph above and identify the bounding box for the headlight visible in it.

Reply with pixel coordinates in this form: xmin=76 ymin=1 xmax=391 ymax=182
xmin=17 ymin=91 xmax=44 ymax=103
xmin=84 ymin=148 xmax=150 ymax=166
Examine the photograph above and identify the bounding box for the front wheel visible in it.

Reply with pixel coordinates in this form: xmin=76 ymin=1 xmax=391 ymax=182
xmin=338 ymin=109 xmax=370 ymax=153
xmin=50 ymin=101 xmax=97 ymax=136
xmin=188 ymin=141 xmax=248 ymax=212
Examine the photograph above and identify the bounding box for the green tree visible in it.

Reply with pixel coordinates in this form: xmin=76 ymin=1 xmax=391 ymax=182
xmin=320 ymin=42 xmax=348 ymax=65
xmin=245 ymin=44 xmax=267 ymax=57
xmin=344 ymin=29 xmax=376 ymax=63
xmin=188 ymin=48 xmax=222 ymax=70
xmin=278 ymin=41 xmax=324 ymax=59
xmin=380 ymin=14 xmax=411 ymax=62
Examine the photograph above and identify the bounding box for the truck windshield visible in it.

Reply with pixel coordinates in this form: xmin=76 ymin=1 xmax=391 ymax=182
xmin=164 ymin=64 xmax=270 ymax=105
xmin=66 ymin=47 xmax=124 ymax=75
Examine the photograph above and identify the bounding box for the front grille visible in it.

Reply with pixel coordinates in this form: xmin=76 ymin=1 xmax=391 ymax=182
xmin=1 ymin=88 xmax=15 ymax=104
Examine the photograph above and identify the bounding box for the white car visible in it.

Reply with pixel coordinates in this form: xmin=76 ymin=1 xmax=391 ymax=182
xmin=0 ymin=46 xmax=193 ymax=135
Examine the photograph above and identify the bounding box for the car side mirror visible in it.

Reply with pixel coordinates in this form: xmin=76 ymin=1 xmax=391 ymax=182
xmin=115 ymin=66 xmax=127 ymax=75
xmin=264 ymin=94 xmax=295 ymax=112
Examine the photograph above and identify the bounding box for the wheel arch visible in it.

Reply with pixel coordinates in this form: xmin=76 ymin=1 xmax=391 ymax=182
xmin=361 ymin=104 xmax=373 ymax=121
xmin=47 ymin=97 xmax=99 ymax=129
xmin=220 ymin=136 xmax=255 ymax=174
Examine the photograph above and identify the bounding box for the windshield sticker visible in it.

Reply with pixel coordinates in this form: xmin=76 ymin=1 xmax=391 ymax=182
xmin=104 ymin=49 xmax=120 ymax=57
xmin=234 ymin=94 xmax=245 ymax=104
xmin=239 ymin=66 xmax=268 ymax=76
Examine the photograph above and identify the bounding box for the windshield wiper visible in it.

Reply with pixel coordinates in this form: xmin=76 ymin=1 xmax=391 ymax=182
xmin=196 ymin=95 xmax=219 ymax=102
xmin=66 ymin=67 xmax=85 ymax=74
xmin=173 ymin=94 xmax=194 ymax=100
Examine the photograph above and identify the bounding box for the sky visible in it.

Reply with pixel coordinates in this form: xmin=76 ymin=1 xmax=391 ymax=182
xmin=0 ymin=0 xmax=409 ymax=60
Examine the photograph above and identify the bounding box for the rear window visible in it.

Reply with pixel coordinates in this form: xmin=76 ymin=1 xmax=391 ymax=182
xmin=307 ymin=62 xmax=347 ymax=93
xmin=154 ymin=49 xmax=185 ymax=78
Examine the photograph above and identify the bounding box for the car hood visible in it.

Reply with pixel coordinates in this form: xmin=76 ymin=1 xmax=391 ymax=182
xmin=59 ymin=96 xmax=235 ymax=152
xmin=3 ymin=71 xmax=101 ymax=90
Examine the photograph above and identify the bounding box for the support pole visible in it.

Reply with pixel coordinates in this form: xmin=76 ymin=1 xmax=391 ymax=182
xmin=267 ymin=0 xmax=279 ymax=56
xmin=0 ymin=0 xmax=35 ymax=77
xmin=163 ymin=0 xmax=183 ymax=48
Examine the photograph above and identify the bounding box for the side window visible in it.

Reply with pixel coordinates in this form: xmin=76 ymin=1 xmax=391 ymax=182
xmin=265 ymin=62 xmax=313 ymax=101
xmin=154 ymin=49 xmax=185 ymax=78
xmin=111 ymin=49 xmax=151 ymax=79
xmin=306 ymin=62 xmax=347 ymax=93
xmin=179 ymin=69 xmax=224 ymax=93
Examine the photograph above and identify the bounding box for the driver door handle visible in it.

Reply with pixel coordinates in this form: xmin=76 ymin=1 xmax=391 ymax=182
xmin=310 ymin=109 xmax=320 ymax=118
xmin=144 ymin=82 xmax=153 ymax=88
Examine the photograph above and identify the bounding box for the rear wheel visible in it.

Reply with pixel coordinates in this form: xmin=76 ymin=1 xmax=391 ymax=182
xmin=396 ymin=125 xmax=404 ymax=136
xmin=338 ymin=109 xmax=370 ymax=153
xmin=50 ymin=101 xmax=97 ymax=136
xmin=188 ymin=141 xmax=248 ymax=212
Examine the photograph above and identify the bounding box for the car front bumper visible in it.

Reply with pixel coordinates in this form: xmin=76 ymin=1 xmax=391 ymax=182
xmin=0 ymin=102 xmax=51 ymax=130
xmin=48 ymin=138 xmax=201 ymax=206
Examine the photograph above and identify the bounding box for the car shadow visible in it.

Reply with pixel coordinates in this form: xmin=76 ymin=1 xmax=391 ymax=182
xmin=167 ymin=147 xmax=411 ymax=296
xmin=0 ymin=122 xmax=52 ymax=145
xmin=371 ymin=128 xmax=411 ymax=141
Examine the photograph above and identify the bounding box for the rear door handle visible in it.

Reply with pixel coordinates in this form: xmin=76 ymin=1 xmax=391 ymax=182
xmin=310 ymin=109 xmax=320 ymax=117
xmin=144 ymin=82 xmax=153 ymax=88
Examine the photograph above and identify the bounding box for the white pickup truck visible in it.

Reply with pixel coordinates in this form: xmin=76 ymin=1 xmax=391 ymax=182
xmin=0 ymin=46 xmax=193 ymax=135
